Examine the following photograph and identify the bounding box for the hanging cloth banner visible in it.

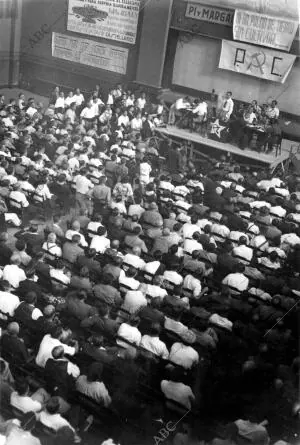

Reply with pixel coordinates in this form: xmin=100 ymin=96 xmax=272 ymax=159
xmin=233 ymin=9 xmax=298 ymax=52
xmin=218 ymin=39 xmax=296 ymax=83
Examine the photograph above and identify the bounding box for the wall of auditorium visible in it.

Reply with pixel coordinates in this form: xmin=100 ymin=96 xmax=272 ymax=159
xmin=0 ymin=0 xmax=22 ymax=87
xmin=19 ymin=0 xmax=144 ymax=97
xmin=163 ymin=0 xmax=300 ymax=117
xmin=171 ymin=34 xmax=300 ymax=117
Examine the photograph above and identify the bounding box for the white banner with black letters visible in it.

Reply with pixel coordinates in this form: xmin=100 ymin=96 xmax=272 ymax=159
xmin=67 ymin=0 xmax=140 ymax=44
xmin=219 ymin=40 xmax=296 ymax=83
xmin=233 ymin=9 xmax=298 ymax=52
xmin=52 ymin=32 xmax=128 ymax=74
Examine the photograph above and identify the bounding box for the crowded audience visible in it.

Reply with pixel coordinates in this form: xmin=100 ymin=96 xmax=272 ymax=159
xmin=0 ymin=84 xmax=298 ymax=445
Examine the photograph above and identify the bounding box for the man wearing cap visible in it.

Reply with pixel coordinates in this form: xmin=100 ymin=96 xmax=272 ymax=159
xmin=0 ymin=322 xmax=30 ymax=364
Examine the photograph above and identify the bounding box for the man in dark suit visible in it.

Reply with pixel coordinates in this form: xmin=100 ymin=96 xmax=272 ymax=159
xmin=45 ymin=345 xmax=80 ymax=396
xmin=15 ymin=220 xmax=44 ymax=256
xmin=0 ymin=232 xmax=13 ymax=266
xmin=0 ymin=322 xmax=30 ymax=364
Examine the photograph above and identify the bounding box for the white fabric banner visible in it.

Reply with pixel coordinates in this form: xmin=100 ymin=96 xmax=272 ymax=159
xmin=52 ymin=32 xmax=128 ymax=74
xmin=233 ymin=9 xmax=298 ymax=51
xmin=67 ymin=0 xmax=140 ymax=44
xmin=219 ymin=40 xmax=296 ymax=83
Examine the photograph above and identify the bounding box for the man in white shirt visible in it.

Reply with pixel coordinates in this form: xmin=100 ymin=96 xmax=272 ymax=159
xmin=232 ymin=236 xmax=253 ymax=263
xmin=161 ymin=379 xmax=195 ymax=410
xmin=39 ymin=395 xmax=76 ymax=433
xmin=76 ymin=363 xmax=111 ymax=407
xmin=9 ymin=184 xmax=29 ymax=209
xmin=169 ymin=342 xmax=199 ymax=369
xmin=140 ymin=324 xmax=169 ymax=359
xmin=73 ymin=88 xmax=85 ymax=107
xmin=184 ymin=237 xmax=203 ymax=255
xmin=182 ymin=215 xmax=200 ymax=239
xmin=80 ymin=101 xmax=96 ymax=121
xmin=163 ymin=269 xmax=183 ymax=286
xmin=0 ymin=283 xmax=20 ymax=318
xmin=222 ymin=263 xmax=249 ymax=294
xmin=10 ymin=379 xmax=43 ymax=413
xmin=90 ymin=226 xmax=110 ymax=253
xmin=266 ymin=100 xmax=280 ymax=120
xmin=123 ymin=247 xmax=145 ymax=270
xmin=183 ymin=274 xmax=202 ymax=298
xmin=131 ymin=112 xmax=143 ymax=131
xmin=3 ymin=255 xmax=26 ymax=289
xmin=139 ymin=160 xmax=152 ymax=186
xmin=122 ymin=290 xmax=147 ymax=314
xmin=118 ymin=110 xmax=130 ymax=128
xmin=117 ymin=318 xmax=141 ymax=348
xmin=64 ymin=91 xmax=76 ymax=107
xmin=192 ymin=99 xmax=207 ymax=130
xmin=54 ymin=92 xmax=65 ymax=111
xmin=119 ymin=267 xmax=140 ymax=291
xmin=243 ymin=106 xmax=256 ymax=124
xmin=136 ymin=92 xmax=146 ymax=110
xmin=75 ymin=169 xmax=93 ymax=214
xmin=65 ymin=220 xmax=88 ymax=247
xmin=35 ymin=329 xmax=76 ymax=368
xmin=221 ymin=91 xmax=234 ymax=122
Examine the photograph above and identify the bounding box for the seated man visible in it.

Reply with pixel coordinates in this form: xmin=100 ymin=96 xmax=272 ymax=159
xmin=10 ymin=378 xmax=47 ymax=413
xmin=0 ymin=322 xmax=30 ymax=364
xmin=76 ymin=362 xmax=111 ymax=406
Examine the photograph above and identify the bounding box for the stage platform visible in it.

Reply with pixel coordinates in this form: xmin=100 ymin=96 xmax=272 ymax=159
xmin=155 ymin=125 xmax=296 ymax=171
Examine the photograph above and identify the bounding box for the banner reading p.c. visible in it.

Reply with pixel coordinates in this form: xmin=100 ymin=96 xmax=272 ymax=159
xmin=219 ymin=40 xmax=296 ymax=83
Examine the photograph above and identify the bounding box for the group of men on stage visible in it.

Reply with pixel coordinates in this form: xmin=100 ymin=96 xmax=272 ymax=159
xmin=168 ymin=90 xmax=281 ymax=153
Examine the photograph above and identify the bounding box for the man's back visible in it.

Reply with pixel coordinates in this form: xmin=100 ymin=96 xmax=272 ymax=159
xmin=63 ymin=241 xmax=83 ymax=263
xmin=0 ymin=333 xmax=29 ymax=364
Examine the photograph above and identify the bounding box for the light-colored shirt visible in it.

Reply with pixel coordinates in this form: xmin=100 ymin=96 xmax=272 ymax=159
xmin=123 ymin=253 xmax=145 ymax=270
xmin=140 ymin=335 xmax=169 ymax=359
xmin=0 ymin=291 xmax=20 ymax=317
xmin=117 ymin=323 xmax=142 ymax=348
xmin=183 ymin=274 xmax=202 ymax=298
xmin=75 ymin=175 xmax=93 ymax=195
xmin=222 ymin=272 xmax=249 ymax=292
xmin=38 ymin=411 xmax=74 ymax=432
xmin=161 ymin=380 xmax=195 ymax=409
xmin=3 ymin=265 xmax=26 ymax=289
xmin=10 ymin=392 xmax=42 ymax=413
xmin=169 ymin=343 xmax=199 ymax=369
xmin=76 ymin=375 xmax=111 ymax=406
xmin=35 ymin=334 xmax=75 ymax=368
xmin=90 ymin=235 xmax=110 ymax=253
xmin=122 ymin=290 xmax=147 ymax=314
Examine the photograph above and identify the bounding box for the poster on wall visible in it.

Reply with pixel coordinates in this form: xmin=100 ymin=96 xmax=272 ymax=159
xmin=52 ymin=32 xmax=128 ymax=74
xmin=219 ymin=40 xmax=296 ymax=83
xmin=233 ymin=9 xmax=298 ymax=52
xmin=67 ymin=0 xmax=140 ymax=44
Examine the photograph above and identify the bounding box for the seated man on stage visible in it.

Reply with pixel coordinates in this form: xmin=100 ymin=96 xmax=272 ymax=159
xmin=168 ymin=96 xmax=191 ymax=126
xmin=191 ymin=99 xmax=208 ymax=136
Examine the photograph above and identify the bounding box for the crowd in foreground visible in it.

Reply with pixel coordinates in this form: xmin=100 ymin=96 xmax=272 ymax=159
xmin=0 ymin=85 xmax=298 ymax=445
